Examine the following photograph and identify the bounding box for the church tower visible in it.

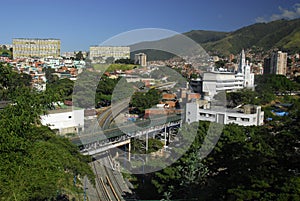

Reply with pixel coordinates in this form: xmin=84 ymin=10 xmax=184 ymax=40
xmin=244 ymin=60 xmax=254 ymax=88
xmin=238 ymin=49 xmax=246 ymax=74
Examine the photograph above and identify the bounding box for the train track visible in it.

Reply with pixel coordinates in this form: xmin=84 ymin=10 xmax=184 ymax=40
xmin=92 ymin=161 xmax=111 ymax=201
xmin=93 ymin=154 xmax=122 ymax=201
xmin=103 ymin=155 xmax=124 ymax=199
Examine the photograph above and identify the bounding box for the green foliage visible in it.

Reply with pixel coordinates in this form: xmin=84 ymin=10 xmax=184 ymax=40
xmin=105 ymin=56 xmax=115 ymax=64
xmin=256 ymin=74 xmax=296 ymax=94
xmin=0 ymin=46 xmax=12 ymax=58
xmin=106 ymin=63 xmax=137 ymax=72
xmin=44 ymin=67 xmax=59 ymax=84
xmin=131 ymin=138 xmax=164 ymax=154
xmin=92 ymin=63 xmax=137 ymax=72
xmin=203 ymin=18 xmax=300 ymax=55
xmin=0 ymin=63 xmax=94 ymax=200
xmin=151 ymin=116 xmax=300 ymax=200
xmin=132 ymin=18 xmax=300 ymax=58
xmin=47 ymin=78 xmax=74 ymax=101
xmin=130 ymin=30 xmax=227 ymax=61
xmin=130 ymin=88 xmax=161 ymax=114
xmin=223 ymin=74 xmax=299 ymax=107
xmin=0 ymin=64 xmax=32 ymax=100
xmin=75 ymin=51 xmax=84 ymax=60
xmin=114 ymin=58 xmax=134 ymax=64
xmin=215 ymin=60 xmax=227 ymax=68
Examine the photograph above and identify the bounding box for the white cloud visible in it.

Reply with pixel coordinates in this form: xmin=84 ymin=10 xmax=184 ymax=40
xmin=255 ymin=3 xmax=300 ymax=23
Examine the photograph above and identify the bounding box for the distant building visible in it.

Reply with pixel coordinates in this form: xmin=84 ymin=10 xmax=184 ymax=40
xmin=264 ymin=51 xmax=287 ymax=75
xmin=13 ymin=38 xmax=61 ymax=59
xmin=89 ymin=46 xmax=130 ymax=63
xmin=271 ymin=51 xmax=287 ymax=75
xmin=134 ymin=53 xmax=147 ymax=66
xmin=61 ymin=51 xmax=88 ymax=59
xmin=263 ymin=57 xmax=271 ymax=74
xmin=186 ymin=100 xmax=264 ymax=126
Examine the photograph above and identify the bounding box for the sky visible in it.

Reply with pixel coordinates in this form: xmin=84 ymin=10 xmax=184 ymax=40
xmin=1 ymin=0 xmax=300 ymax=52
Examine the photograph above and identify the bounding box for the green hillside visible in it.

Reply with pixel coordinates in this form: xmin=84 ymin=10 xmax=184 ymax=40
xmin=130 ymin=30 xmax=227 ymax=60
xmin=199 ymin=18 xmax=300 ymax=56
xmin=131 ymin=18 xmax=300 ymax=59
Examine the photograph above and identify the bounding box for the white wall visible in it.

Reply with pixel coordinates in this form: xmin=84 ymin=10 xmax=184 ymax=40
xmin=186 ymin=102 xmax=264 ymax=126
xmin=41 ymin=109 xmax=84 ymax=134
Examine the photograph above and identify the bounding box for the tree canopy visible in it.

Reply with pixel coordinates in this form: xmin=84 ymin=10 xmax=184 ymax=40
xmin=151 ymin=117 xmax=300 ymax=200
xmin=0 ymin=63 xmax=94 ymax=200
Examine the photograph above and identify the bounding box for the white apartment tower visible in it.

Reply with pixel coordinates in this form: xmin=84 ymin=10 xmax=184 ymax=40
xmin=134 ymin=53 xmax=147 ymax=67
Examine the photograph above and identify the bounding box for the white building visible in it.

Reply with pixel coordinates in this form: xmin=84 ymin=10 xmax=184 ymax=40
xmin=270 ymin=51 xmax=287 ymax=75
xmin=89 ymin=46 xmax=130 ymax=63
xmin=41 ymin=107 xmax=84 ymax=135
xmin=202 ymin=49 xmax=254 ymax=98
xmin=202 ymin=71 xmax=239 ymax=98
xmin=238 ymin=49 xmax=254 ymax=88
xmin=12 ymin=38 xmax=61 ymax=59
xmin=134 ymin=53 xmax=147 ymax=67
xmin=186 ymin=100 xmax=264 ymax=126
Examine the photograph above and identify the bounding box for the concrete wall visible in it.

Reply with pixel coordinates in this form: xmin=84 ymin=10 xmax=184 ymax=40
xmin=41 ymin=109 xmax=84 ymax=135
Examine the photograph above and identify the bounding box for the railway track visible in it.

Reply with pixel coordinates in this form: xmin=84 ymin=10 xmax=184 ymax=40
xmin=92 ymin=161 xmax=111 ymax=201
xmin=93 ymin=154 xmax=122 ymax=201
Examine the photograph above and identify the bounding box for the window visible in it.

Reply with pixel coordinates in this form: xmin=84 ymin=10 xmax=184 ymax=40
xmin=241 ymin=118 xmax=249 ymax=122
xmin=200 ymin=113 xmax=206 ymax=117
xmin=228 ymin=116 xmax=237 ymax=121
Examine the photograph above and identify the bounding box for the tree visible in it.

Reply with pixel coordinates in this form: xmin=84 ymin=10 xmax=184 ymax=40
xmin=47 ymin=78 xmax=74 ymax=101
xmin=0 ymin=64 xmax=32 ymax=100
xmin=105 ymin=56 xmax=115 ymax=64
xmin=150 ymin=117 xmax=300 ymax=200
xmin=114 ymin=58 xmax=134 ymax=64
xmin=130 ymin=89 xmax=161 ymax=114
xmin=0 ymin=65 xmax=95 ymax=200
xmin=75 ymin=51 xmax=84 ymax=60
xmin=44 ymin=67 xmax=58 ymax=84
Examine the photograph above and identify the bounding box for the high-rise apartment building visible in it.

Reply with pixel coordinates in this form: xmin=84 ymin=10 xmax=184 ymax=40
xmin=271 ymin=51 xmax=287 ymax=75
xmin=89 ymin=46 xmax=130 ymax=63
xmin=264 ymin=51 xmax=287 ymax=75
xmin=13 ymin=38 xmax=61 ymax=59
xmin=134 ymin=53 xmax=147 ymax=67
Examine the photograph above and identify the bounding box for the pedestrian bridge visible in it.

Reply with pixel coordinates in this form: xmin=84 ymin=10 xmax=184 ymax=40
xmin=71 ymin=115 xmax=182 ymax=156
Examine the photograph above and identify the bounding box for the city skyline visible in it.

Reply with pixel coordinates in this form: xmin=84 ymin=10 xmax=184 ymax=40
xmin=1 ymin=0 xmax=300 ymax=52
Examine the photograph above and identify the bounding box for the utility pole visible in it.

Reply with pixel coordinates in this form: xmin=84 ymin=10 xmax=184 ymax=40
xmin=145 ymin=131 xmax=148 ymax=153
xmin=164 ymin=124 xmax=167 ymax=147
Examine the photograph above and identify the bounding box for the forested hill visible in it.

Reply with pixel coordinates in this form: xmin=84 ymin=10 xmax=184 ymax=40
xmin=130 ymin=18 xmax=300 ymax=59
xmin=202 ymin=18 xmax=300 ymax=56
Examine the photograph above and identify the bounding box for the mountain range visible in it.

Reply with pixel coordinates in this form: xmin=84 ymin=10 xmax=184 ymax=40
xmin=130 ymin=18 xmax=300 ymax=60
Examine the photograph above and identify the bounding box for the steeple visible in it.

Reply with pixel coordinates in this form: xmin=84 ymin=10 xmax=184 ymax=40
xmin=238 ymin=49 xmax=246 ymax=74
